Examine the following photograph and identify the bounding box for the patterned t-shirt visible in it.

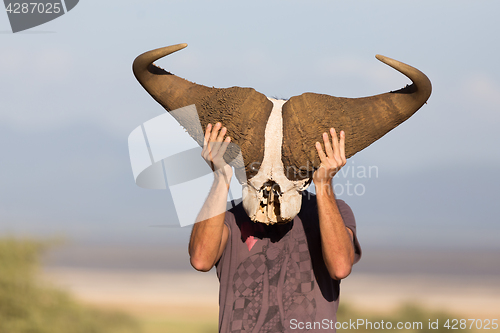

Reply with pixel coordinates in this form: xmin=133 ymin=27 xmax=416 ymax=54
xmin=216 ymin=191 xmax=362 ymax=333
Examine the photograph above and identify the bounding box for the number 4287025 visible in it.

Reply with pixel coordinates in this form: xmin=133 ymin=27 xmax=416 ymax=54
xmin=5 ymin=3 xmax=62 ymax=14
xmin=444 ymin=319 xmax=498 ymax=330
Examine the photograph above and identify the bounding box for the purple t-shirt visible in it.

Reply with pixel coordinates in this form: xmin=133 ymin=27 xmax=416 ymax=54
xmin=216 ymin=192 xmax=362 ymax=333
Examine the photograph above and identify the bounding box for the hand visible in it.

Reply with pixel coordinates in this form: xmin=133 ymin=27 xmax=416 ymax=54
xmin=313 ymin=128 xmax=346 ymax=190
xmin=202 ymin=122 xmax=233 ymax=181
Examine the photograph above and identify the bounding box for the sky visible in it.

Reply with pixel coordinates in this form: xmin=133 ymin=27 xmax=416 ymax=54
xmin=1 ymin=1 xmax=499 ymax=253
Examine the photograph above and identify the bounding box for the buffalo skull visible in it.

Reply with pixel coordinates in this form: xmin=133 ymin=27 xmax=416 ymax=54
xmin=133 ymin=43 xmax=432 ymax=225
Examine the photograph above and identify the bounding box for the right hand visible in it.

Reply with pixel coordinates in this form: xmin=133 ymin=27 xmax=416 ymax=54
xmin=202 ymin=122 xmax=233 ymax=181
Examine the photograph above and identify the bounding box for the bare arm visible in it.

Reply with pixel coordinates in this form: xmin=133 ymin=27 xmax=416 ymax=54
xmin=313 ymin=128 xmax=355 ymax=280
xmin=189 ymin=123 xmax=231 ymax=272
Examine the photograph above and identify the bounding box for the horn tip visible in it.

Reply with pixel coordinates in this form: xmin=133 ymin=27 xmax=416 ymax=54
xmin=375 ymin=54 xmax=390 ymax=63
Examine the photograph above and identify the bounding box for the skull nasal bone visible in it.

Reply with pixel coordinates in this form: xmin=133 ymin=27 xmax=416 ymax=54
xmin=262 ymin=181 xmax=282 ymax=198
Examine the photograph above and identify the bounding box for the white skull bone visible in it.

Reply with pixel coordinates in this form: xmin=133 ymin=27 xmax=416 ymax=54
xmin=241 ymin=98 xmax=311 ymax=224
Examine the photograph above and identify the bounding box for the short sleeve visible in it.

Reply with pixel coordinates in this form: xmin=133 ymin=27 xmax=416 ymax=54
xmin=336 ymin=199 xmax=362 ymax=264
xmin=216 ymin=210 xmax=233 ymax=268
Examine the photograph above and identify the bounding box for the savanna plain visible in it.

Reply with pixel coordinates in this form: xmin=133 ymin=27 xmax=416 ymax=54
xmin=2 ymin=238 xmax=499 ymax=333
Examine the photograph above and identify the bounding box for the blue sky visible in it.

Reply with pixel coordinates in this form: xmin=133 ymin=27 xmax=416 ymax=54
xmin=1 ymin=1 xmax=499 ymax=251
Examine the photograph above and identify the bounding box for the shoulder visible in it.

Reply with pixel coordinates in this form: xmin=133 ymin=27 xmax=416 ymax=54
xmin=224 ymin=200 xmax=253 ymax=235
xmin=226 ymin=200 xmax=249 ymax=221
xmin=336 ymin=200 xmax=362 ymax=263
xmin=300 ymin=191 xmax=354 ymax=215
xmin=336 ymin=199 xmax=354 ymax=217
xmin=335 ymin=199 xmax=356 ymax=230
xmin=300 ymin=192 xmax=356 ymax=227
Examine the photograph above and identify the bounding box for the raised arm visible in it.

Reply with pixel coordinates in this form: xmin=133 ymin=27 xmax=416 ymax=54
xmin=189 ymin=123 xmax=231 ymax=272
xmin=313 ymin=128 xmax=355 ymax=280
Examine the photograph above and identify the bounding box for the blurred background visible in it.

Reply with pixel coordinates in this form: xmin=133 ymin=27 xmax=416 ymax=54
xmin=1 ymin=0 xmax=499 ymax=332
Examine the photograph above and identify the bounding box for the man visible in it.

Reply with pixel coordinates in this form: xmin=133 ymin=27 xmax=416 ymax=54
xmin=189 ymin=122 xmax=361 ymax=333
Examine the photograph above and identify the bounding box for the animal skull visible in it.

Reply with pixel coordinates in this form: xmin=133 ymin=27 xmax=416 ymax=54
xmin=133 ymin=43 xmax=432 ymax=225
xmin=242 ymin=98 xmax=310 ymax=224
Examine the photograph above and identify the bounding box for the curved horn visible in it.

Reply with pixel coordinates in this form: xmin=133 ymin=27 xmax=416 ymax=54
xmin=133 ymin=44 xmax=273 ymax=181
xmin=133 ymin=43 xmax=210 ymax=111
xmin=281 ymin=55 xmax=432 ymax=180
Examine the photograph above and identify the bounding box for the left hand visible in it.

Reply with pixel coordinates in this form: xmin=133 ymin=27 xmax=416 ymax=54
xmin=313 ymin=128 xmax=347 ymax=188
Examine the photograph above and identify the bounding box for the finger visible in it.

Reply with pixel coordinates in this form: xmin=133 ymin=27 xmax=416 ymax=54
xmin=209 ymin=122 xmax=221 ymax=144
xmin=339 ymin=130 xmax=346 ymax=165
xmin=203 ymin=123 xmax=212 ymax=147
xmin=212 ymin=126 xmax=228 ymax=156
xmin=209 ymin=141 xmax=222 ymax=157
xmin=216 ymin=136 xmax=231 ymax=158
xmin=323 ymin=131 xmax=334 ymax=157
xmin=330 ymin=128 xmax=340 ymax=157
xmin=216 ymin=126 xmax=227 ymax=143
xmin=315 ymin=141 xmax=327 ymax=162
